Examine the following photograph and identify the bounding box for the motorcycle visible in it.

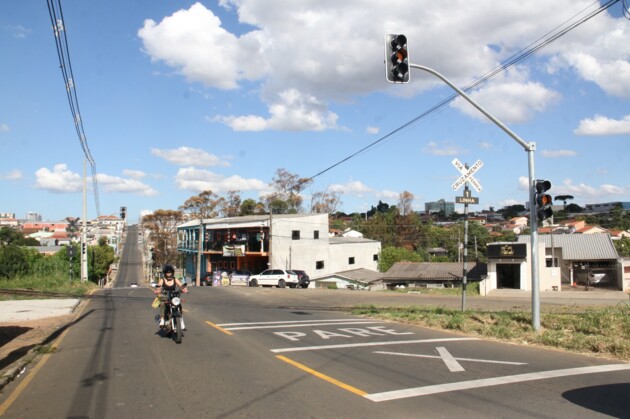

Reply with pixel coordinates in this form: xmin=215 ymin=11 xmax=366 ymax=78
xmin=160 ymin=289 xmax=185 ymax=344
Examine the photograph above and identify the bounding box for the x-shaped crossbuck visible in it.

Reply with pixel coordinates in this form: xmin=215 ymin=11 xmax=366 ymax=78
xmin=451 ymin=158 xmax=483 ymax=192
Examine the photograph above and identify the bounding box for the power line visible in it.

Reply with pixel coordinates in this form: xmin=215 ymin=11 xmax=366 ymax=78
xmin=298 ymin=0 xmax=622 ymax=191
xmin=46 ymin=0 xmax=101 ymax=217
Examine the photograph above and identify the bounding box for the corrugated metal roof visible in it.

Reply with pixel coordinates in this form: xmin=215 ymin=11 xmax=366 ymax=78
xmin=517 ymin=234 xmax=618 ymax=260
xmin=382 ymin=262 xmax=487 ymax=281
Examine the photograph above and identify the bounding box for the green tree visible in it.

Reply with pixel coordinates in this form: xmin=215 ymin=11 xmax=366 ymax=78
xmin=377 ymin=246 xmax=421 ymax=272
xmin=0 ymin=227 xmax=38 ymax=246
xmin=88 ymin=241 xmax=116 ymax=282
xmin=0 ymin=244 xmax=30 ymax=278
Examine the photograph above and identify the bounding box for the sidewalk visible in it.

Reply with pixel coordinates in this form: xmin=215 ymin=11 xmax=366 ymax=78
xmin=0 ymin=298 xmax=81 ymax=390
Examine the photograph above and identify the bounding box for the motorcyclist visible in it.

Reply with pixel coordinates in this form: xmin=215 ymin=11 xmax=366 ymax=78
xmin=154 ymin=264 xmax=188 ymax=329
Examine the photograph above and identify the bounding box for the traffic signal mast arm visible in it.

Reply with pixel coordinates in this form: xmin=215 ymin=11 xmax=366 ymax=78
xmin=402 ymin=60 xmax=543 ymax=331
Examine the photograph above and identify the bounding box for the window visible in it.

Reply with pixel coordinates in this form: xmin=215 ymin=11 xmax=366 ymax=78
xmin=373 ymin=254 xmax=379 ymax=261
xmin=314 ymin=230 xmax=319 ymax=239
xmin=292 ymin=230 xmax=300 ymax=240
xmin=349 ymin=257 xmax=355 ymax=265
xmin=316 ymin=261 xmax=324 ymax=270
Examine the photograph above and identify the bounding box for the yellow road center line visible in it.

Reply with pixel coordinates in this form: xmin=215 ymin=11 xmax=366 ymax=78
xmin=205 ymin=321 xmax=233 ymax=335
xmin=276 ymin=355 xmax=368 ymax=397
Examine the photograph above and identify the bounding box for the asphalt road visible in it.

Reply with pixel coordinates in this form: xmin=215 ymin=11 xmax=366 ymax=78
xmin=0 ymin=226 xmax=628 ymax=418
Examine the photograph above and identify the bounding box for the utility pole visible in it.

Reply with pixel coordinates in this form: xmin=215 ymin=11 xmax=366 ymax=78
xmin=81 ymin=158 xmax=88 ymax=282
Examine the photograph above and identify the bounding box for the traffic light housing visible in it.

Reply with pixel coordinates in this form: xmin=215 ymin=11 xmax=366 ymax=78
xmin=534 ymin=180 xmax=553 ymax=221
xmin=120 ymin=206 xmax=126 ymax=220
xmin=385 ymin=34 xmax=410 ymax=83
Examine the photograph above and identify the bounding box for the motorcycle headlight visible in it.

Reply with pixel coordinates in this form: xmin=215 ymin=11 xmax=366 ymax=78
xmin=171 ymin=297 xmax=181 ymax=306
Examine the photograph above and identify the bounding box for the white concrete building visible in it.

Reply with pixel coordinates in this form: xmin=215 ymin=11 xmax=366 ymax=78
xmin=177 ymin=213 xmax=381 ymax=282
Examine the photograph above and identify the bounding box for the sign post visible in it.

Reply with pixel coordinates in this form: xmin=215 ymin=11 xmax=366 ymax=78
xmin=452 ymin=158 xmax=482 ymax=312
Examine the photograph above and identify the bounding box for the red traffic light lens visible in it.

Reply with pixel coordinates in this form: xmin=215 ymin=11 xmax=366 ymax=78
xmin=537 ymin=194 xmax=552 ymax=206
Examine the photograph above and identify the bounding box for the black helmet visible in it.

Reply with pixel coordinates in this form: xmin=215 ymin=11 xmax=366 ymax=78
xmin=162 ymin=264 xmax=175 ymax=274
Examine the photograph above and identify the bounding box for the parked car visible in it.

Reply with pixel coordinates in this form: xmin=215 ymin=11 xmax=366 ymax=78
xmin=249 ymin=269 xmax=299 ymax=288
xmin=230 ymin=270 xmax=252 ymax=286
xmin=290 ymin=269 xmax=310 ymax=288
xmin=588 ymin=272 xmax=608 ymax=286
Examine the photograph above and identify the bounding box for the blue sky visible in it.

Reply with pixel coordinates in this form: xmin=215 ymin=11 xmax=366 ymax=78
xmin=1 ymin=1 xmax=629 ymax=223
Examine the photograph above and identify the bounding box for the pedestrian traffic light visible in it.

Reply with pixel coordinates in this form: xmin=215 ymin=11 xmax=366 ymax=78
xmin=120 ymin=206 xmax=126 ymax=220
xmin=534 ymin=180 xmax=553 ymax=221
xmin=385 ymin=34 xmax=410 ymax=83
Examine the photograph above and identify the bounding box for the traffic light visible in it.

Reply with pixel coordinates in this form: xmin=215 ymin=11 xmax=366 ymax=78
xmin=385 ymin=34 xmax=410 ymax=83
xmin=534 ymin=180 xmax=553 ymax=221
xmin=120 ymin=206 xmax=126 ymax=220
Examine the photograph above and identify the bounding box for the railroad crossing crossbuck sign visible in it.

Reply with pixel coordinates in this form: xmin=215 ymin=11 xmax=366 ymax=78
xmin=452 ymin=158 xmax=482 ymax=204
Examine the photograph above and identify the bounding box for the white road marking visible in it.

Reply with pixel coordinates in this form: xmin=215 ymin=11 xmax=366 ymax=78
xmin=218 ymin=319 xmax=384 ymax=327
xmin=223 ymin=321 xmax=386 ymax=331
xmin=365 ymin=364 xmax=630 ymax=402
xmin=374 ymin=350 xmax=527 ymax=366
xmin=436 ymin=347 xmax=465 ymax=372
xmin=271 ymin=337 xmax=479 ymax=353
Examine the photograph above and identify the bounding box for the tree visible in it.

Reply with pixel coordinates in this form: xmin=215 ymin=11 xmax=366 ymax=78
xmin=141 ymin=209 xmax=184 ymax=276
xmin=220 ymin=190 xmax=242 ymax=218
xmin=397 ymin=191 xmax=414 ymax=216
xmin=240 ymin=198 xmax=265 ymax=216
xmin=0 ymin=244 xmax=30 ymax=278
xmin=377 ymin=246 xmax=421 ymax=272
xmin=311 ymin=190 xmax=342 ymax=214
xmin=179 ymin=191 xmax=223 ymax=286
xmin=263 ymin=168 xmax=312 ymax=214
xmin=88 ymin=240 xmax=115 ymax=283
xmin=499 ymin=204 xmax=527 ymax=220
xmin=0 ymin=227 xmax=37 ymax=246
xmin=554 ymin=195 xmax=574 ymax=210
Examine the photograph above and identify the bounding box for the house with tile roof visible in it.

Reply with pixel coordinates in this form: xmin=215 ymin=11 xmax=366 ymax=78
xmin=381 ymin=261 xmax=487 ymax=290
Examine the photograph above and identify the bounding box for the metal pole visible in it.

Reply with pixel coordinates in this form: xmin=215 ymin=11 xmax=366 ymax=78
xmin=409 ymin=63 xmax=540 ymax=331
xmin=462 ymin=183 xmax=469 ymax=312
xmin=81 ymin=158 xmax=88 ymax=282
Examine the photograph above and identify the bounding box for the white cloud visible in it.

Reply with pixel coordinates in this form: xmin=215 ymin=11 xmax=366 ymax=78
xmin=329 ymin=180 xmax=373 ymax=197
xmin=423 ymin=141 xmax=465 ymax=156
xmin=540 ymin=149 xmax=577 ymax=158
xmin=0 ymin=123 xmax=9 ymax=132
xmin=122 ymin=169 xmax=146 ymax=179
xmin=574 ymin=114 xmax=630 ymax=135
xmin=366 ymin=126 xmax=380 ymax=135
xmin=451 ymin=71 xmax=561 ymax=123
xmin=0 ymin=170 xmax=22 ymax=180
xmin=175 ymin=167 xmax=267 ymax=192
xmin=478 ymin=141 xmax=492 ymax=149
xmin=553 ymin=179 xmax=627 ymax=200
xmin=151 ymin=146 xmax=230 ymax=167
xmin=210 ymin=89 xmax=340 ymax=131
xmin=518 ymin=176 xmax=530 ymax=190
xmin=375 ymin=189 xmax=400 ymax=201
xmin=35 ymin=164 xmax=82 ymax=193
xmin=138 ymin=1 xmax=629 ymax=133
xmin=95 ymin=174 xmax=158 ymax=196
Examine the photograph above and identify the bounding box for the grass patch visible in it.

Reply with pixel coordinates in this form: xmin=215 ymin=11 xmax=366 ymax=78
xmin=352 ymin=304 xmax=630 ymax=361
xmin=0 ymin=273 xmax=96 ymax=299
xmin=35 ymin=344 xmax=57 ymax=355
